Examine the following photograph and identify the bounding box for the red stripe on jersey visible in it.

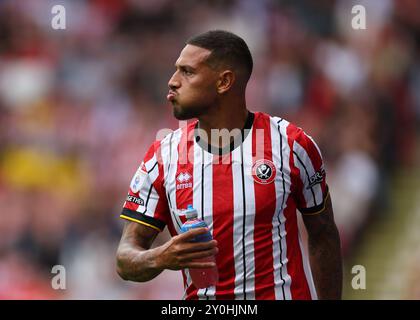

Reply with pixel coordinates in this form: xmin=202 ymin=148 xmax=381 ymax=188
xmin=152 ymin=140 xmax=171 ymax=226
xmin=166 ymin=218 xmax=177 ymax=238
xmin=175 ymin=123 xmax=195 ymax=212
xmin=159 ymin=137 xmax=177 ymax=238
xmin=283 ymin=196 xmax=311 ymax=299
xmin=157 ymin=138 xmax=177 ymax=237
xmin=286 ymin=124 xmax=306 ymax=209
xmin=212 ymin=153 xmax=236 ymax=300
xmin=143 ymin=142 xmax=156 ymax=163
xmin=252 ymin=113 xmax=276 ymax=299
xmin=286 ymin=124 xmax=312 ymax=300
xmin=185 ymin=281 xmax=197 ymax=300
xmin=177 ymin=123 xmax=198 ymax=300
xmin=177 ymin=122 xmax=188 ymax=166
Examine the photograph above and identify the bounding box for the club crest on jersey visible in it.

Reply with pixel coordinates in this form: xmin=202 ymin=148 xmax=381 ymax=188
xmin=252 ymin=159 xmax=276 ymax=184
xmin=176 ymin=172 xmax=192 ymax=190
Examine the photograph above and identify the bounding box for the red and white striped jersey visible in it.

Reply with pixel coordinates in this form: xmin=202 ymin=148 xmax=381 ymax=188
xmin=120 ymin=111 xmax=329 ymax=300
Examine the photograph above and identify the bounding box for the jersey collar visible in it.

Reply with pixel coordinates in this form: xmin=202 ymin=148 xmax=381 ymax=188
xmin=194 ymin=111 xmax=255 ymax=156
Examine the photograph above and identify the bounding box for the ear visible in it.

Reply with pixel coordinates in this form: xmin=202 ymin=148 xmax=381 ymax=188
xmin=216 ymin=70 xmax=235 ymax=94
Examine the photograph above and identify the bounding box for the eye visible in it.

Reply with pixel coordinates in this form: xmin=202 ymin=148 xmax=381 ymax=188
xmin=179 ymin=66 xmax=194 ymax=76
xmin=182 ymin=69 xmax=193 ymax=76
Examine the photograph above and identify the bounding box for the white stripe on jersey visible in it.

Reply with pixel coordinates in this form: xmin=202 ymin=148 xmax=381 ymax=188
xmin=231 ymin=131 xmax=255 ymax=300
xmin=192 ymin=144 xmax=203 ymax=223
xmin=145 ymin=185 xmax=160 ymax=217
xmin=161 ymin=132 xmax=172 ymax=189
xmin=242 ymin=128 xmax=256 ymax=300
xmin=193 ymin=145 xmax=204 ymax=299
xmin=182 ymin=270 xmax=192 ymax=300
xmin=144 ymin=153 xmax=159 ymax=182
xmin=197 ymin=149 xmax=216 ymax=299
xmin=270 ymin=117 xmax=292 ymax=300
xmin=165 ymin=130 xmax=183 ymax=233
xmin=232 ymin=144 xmax=246 ymax=299
xmin=160 ymin=132 xmax=174 ymax=222
xmin=293 ymin=141 xmax=324 ymax=207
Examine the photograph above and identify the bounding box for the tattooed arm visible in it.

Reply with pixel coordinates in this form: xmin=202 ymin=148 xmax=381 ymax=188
xmin=301 ymin=193 xmax=343 ymax=299
xmin=116 ymin=222 xmax=218 ymax=282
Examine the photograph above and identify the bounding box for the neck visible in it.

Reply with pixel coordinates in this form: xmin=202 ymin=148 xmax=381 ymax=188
xmin=196 ymin=96 xmax=249 ymax=149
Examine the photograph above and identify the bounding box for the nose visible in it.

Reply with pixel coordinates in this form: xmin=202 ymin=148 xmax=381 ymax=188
xmin=168 ymin=71 xmax=180 ymax=91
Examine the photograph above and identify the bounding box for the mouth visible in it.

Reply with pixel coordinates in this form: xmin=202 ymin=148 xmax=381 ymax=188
xmin=167 ymin=90 xmax=177 ymax=102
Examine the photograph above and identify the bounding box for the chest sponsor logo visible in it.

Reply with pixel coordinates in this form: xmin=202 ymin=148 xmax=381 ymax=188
xmin=176 ymin=172 xmax=192 ymax=190
xmin=252 ymin=159 xmax=276 ymax=184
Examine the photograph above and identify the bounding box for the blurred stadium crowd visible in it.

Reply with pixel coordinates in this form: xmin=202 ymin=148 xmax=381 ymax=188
xmin=0 ymin=0 xmax=418 ymax=299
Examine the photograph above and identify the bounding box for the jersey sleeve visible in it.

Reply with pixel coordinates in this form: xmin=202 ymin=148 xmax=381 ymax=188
xmin=291 ymin=128 xmax=329 ymax=215
xmin=120 ymin=141 xmax=169 ymax=232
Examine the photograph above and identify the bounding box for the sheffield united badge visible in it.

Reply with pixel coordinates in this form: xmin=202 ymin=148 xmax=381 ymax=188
xmin=252 ymin=159 xmax=276 ymax=184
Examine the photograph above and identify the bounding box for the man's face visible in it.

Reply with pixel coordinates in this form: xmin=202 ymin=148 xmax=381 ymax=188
xmin=167 ymin=45 xmax=219 ymax=120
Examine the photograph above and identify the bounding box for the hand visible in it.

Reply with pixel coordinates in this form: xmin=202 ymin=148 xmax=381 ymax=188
xmin=155 ymin=227 xmax=218 ymax=270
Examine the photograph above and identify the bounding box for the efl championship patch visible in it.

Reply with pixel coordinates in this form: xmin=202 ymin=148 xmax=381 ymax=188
xmin=252 ymin=159 xmax=276 ymax=184
xmin=130 ymin=166 xmax=147 ymax=193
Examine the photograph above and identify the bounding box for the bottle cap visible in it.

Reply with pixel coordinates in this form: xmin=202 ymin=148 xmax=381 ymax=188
xmin=184 ymin=204 xmax=198 ymax=219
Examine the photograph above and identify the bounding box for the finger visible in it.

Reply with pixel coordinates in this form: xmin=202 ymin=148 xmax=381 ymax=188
xmin=178 ymin=240 xmax=218 ymax=253
xmin=181 ymin=247 xmax=219 ymax=261
xmin=184 ymin=261 xmax=217 ymax=269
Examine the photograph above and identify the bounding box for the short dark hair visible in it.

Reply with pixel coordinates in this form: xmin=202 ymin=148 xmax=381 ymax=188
xmin=186 ymin=30 xmax=253 ymax=83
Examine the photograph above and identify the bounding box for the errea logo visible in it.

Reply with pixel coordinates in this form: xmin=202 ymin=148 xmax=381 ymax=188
xmin=176 ymin=172 xmax=192 ymax=190
xmin=177 ymin=172 xmax=192 ymax=183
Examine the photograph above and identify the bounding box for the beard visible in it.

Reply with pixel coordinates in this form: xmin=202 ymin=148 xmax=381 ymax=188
xmin=172 ymin=102 xmax=211 ymax=120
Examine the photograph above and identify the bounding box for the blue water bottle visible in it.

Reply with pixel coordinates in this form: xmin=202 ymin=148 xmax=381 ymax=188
xmin=180 ymin=204 xmax=218 ymax=288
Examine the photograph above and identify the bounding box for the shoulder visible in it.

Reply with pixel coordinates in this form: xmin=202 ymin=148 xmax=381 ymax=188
xmin=259 ymin=112 xmax=324 ymax=161
xmin=143 ymin=120 xmax=198 ymax=167
xmin=148 ymin=120 xmax=197 ymax=151
xmin=255 ymin=111 xmax=307 ymax=142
